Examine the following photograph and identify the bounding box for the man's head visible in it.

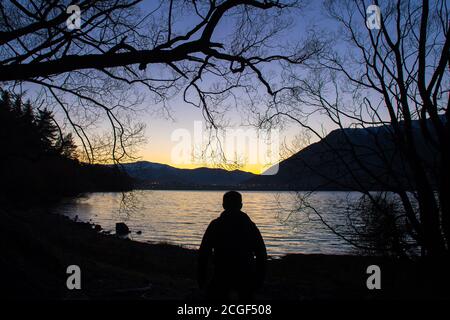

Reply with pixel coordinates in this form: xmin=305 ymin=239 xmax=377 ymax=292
xmin=222 ymin=191 xmax=242 ymax=211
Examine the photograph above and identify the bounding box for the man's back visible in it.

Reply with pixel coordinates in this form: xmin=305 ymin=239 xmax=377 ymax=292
xmin=198 ymin=207 xmax=267 ymax=300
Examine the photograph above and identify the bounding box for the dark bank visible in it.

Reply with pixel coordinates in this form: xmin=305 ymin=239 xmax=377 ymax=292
xmin=2 ymin=204 xmax=450 ymax=300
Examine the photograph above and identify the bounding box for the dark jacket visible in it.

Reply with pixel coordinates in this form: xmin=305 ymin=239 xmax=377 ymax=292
xmin=198 ymin=209 xmax=267 ymax=299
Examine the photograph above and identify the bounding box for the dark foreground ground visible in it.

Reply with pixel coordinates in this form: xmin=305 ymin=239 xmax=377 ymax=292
xmin=1 ymin=207 xmax=449 ymax=300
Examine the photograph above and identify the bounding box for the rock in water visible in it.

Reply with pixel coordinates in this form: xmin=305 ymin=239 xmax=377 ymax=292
xmin=116 ymin=222 xmax=130 ymax=237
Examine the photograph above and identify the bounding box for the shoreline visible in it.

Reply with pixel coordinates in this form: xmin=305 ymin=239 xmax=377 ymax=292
xmin=56 ymin=191 xmax=359 ymax=258
xmin=131 ymin=186 xmax=406 ymax=192
xmin=2 ymin=206 xmax=449 ymax=300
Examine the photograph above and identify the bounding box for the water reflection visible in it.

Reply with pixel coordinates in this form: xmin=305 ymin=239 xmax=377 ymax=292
xmin=55 ymin=190 xmax=361 ymax=256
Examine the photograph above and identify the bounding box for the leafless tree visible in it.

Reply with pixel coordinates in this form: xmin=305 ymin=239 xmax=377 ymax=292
xmin=0 ymin=0 xmax=321 ymax=164
xmin=259 ymin=0 xmax=449 ymax=257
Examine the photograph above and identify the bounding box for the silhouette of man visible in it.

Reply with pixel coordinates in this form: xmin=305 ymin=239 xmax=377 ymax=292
xmin=198 ymin=191 xmax=267 ymax=300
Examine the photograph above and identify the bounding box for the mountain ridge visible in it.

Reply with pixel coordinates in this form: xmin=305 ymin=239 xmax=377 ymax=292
xmin=122 ymin=119 xmax=440 ymax=191
xmin=122 ymin=161 xmax=256 ymax=188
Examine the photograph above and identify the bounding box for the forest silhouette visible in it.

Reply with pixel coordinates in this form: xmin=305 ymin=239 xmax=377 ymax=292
xmin=0 ymin=90 xmax=131 ymax=205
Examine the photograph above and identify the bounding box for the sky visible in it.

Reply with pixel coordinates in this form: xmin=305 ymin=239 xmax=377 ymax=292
xmin=5 ymin=0 xmax=442 ymax=175
xmin=18 ymin=0 xmax=381 ymax=174
xmin=101 ymin=0 xmax=443 ymax=174
xmin=132 ymin=0 xmax=339 ymax=174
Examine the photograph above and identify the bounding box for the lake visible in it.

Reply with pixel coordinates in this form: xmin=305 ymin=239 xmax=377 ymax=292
xmin=55 ymin=190 xmax=363 ymax=257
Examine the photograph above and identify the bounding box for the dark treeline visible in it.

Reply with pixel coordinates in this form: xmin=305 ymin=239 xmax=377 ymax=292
xmin=0 ymin=90 xmax=132 ymax=205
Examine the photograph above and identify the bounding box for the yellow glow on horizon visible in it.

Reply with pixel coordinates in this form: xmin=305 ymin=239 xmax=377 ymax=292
xmin=158 ymin=161 xmax=269 ymax=175
xmin=138 ymin=148 xmax=278 ymax=174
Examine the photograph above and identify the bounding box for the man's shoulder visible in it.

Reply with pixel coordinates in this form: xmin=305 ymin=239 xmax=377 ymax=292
xmin=239 ymin=211 xmax=256 ymax=224
xmin=214 ymin=210 xmax=256 ymax=226
xmin=210 ymin=217 xmax=220 ymax=224
xmin=208 ymin=217 xmax=221 ymax=228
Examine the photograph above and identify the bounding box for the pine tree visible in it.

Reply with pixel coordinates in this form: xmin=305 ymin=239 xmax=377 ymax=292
xmin=56 ymin=133 xmax=78 ymax=160
xmin=22 ymin=100 xmax=35 ymax=125
xmin=12 ymin=96 xmax=23 ymax=118
xmin=36 ymin=109 xmax=58 ymax=153
xmin=0 ymin=91 xmax=12 ymax=112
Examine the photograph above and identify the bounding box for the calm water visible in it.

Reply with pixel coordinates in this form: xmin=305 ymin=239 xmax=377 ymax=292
xmin=55 ymin=190 xmax=362 ymax=256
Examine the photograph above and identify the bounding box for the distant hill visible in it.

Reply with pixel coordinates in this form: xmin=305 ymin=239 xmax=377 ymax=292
xmin=122 ymin=161 xmax=256 ymax=188
xmin=245 ymin=120 xmax=440 ymax=191
xmin=122 ymin=119 xmax=440 ymax=191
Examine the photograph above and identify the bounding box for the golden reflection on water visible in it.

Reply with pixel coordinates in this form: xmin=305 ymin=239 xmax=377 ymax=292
xmin=56 ymin=190 xmax=360 ymax=256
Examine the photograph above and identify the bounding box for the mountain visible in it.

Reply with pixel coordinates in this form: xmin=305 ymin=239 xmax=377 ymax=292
xmin=122 ymin=118 xmax=441 ymax=191
xmin=122 ymin=161 xmax=256 ymax=188
xmin=245 ymin=121 xmax=440 ymax=191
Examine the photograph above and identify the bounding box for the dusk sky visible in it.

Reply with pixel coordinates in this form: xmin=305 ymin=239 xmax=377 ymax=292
xmin=19 ymin=0 xmax=376 ymax=174
xmin=133 ymin=0 xmax=338 ymax=173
